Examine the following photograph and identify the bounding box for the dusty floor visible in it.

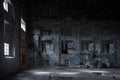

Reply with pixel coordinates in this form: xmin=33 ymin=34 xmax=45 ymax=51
xmin=4 ymin=67 xmax=120 ymax=80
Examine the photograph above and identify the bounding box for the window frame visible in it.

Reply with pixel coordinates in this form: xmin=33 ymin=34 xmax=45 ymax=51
xmin=3 ymin=2 xmax=9 ymax=12
xmin=4 ymin=42 xmax=10 ymax=56
xmin=21 ymin=18 xmax=26 ymax=32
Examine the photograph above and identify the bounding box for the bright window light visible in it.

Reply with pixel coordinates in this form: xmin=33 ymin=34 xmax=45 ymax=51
xmin=4 ymin=43 xmax=9 ymax=55
xmin=33 ymin=71 xmax=51 ymax=75
xmin=3 ymin=2 xmax=8 ymax=12
xmin=58 ymin=72 xmax=79 ymax=75
xmin=21 ymin=18 xmax=26 ymax=32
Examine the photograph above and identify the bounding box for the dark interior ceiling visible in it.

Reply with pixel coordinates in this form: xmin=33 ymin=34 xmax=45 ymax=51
xmin=22 ymin=0 xmax=120 ymax=21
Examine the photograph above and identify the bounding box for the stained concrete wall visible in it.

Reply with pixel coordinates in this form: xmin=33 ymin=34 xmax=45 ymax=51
xmin=32 ymin=20 xmax=120 ymax=68
xmin=41 ymin=33 xmax=60 ymax=66
xmin=20 ymin=1 xmax=28 ymax=69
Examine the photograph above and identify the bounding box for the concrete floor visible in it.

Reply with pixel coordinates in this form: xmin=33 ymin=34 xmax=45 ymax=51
xmin=5 ymin=67 xmax=120 ymax=80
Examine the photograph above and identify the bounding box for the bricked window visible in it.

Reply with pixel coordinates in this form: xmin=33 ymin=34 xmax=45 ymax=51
xmin=101 ymin=41 xmax=114 ymax=54
xmin=81 ymin=41 xmax=92 ymax=53
xmin=4 ymin=43 xmax=9 ymax=55
xmin=61 ymin=40 xmax=73 ymax=54
xmin=61 ymin=40 xmax=68 ymax=54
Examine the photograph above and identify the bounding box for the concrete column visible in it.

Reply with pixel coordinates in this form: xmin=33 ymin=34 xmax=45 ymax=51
xmin=54 ymin=34 xmax=60 ymax=66
xmin=33 ymin=35 xmax=39 ymax=66
xmin=33 ymin=30 xmax=41 ymax=66
xmin=116 ymin=36 xmax=120 ymax=67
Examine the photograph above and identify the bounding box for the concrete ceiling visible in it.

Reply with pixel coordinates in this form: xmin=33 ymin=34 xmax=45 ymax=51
xmin=23 ymin=0 xmax=120 ymax=21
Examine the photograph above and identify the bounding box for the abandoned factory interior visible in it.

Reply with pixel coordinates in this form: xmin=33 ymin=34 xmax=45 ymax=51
xmin=0 ymin=0 xmax=120 ymax=80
